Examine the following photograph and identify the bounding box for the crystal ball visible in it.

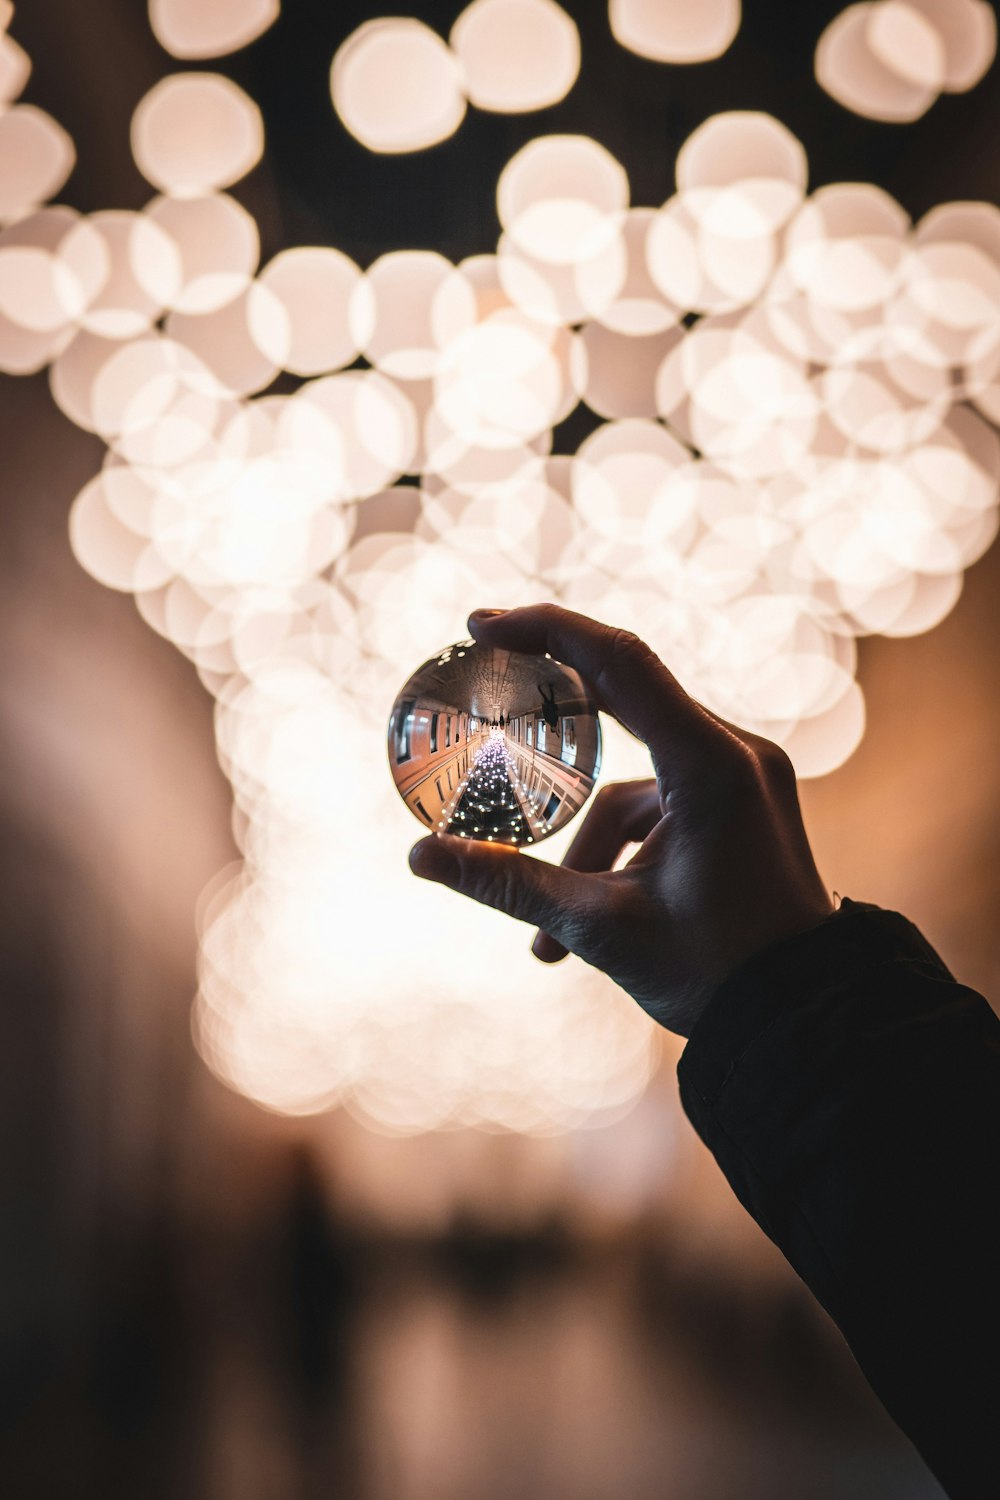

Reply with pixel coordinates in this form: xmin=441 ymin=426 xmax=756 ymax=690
xmin=388 ymin=639 xmax=602 ymax=845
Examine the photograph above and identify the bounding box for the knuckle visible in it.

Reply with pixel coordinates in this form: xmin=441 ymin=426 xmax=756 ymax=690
xmin=594 ymin=780 xmax=631 ymax=813
xmin=721 ymin=739 xmax=761 ymax=787
xmin=534 ymin=600 xmax=562 ymax=628
xmin=483 ymin=859 xmax=523 ymax=920
xmin=473 ymin=855 xmax=548 ymax=931
xmin=562 ymin=902 xmax=615 ymax=967
xmin=595 ymin=628 xmax=658 ymax=699
xmin=607 ymin=627 xmax=653 ymax=669
xmin=759 ymin=738 xmax=797 ymax=786
xmin=697 ymin=740 xmax=762 ymax=813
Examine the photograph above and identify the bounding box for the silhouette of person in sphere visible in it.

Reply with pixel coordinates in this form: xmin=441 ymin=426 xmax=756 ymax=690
xmin=410 ymin=602 xmax=1000 ymax=1500
xmin=538 ymin=682 xmax=559 ymax=731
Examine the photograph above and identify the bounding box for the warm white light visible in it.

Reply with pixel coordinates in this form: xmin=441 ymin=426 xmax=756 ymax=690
xmin=820 ymin=362 xmax=948 ymax=453
xmin=284 ymin=370 xmax=420 ymax=500
xmin=572 ymin=419 xmax=692 ymax=547
xmin=817 ymin=0 xmax=995 ymax=121
xmin=580 ymin=322 xmax=682 ymax=419
xmin=676 ymin=112 xmax=808 ymax=232
xmin=777 ymin=680 xmax=866 ymax=778
xmin=69 ymin=470 xmax=173 ymax=592
xmin=901 ymin=241 xmax=1000 ymax=368
xmin=420 ymin=478 xmax=542 ymax=556
xmin=166 ymin=286 xmax=279 ymax=395
xmin=784 ymin=182 xmax=910 ymax=312
xmin=353 ymin=249 xmax=476 ymax=379
xmin=917 ymin=200 xmax=1000 ymax=262
xmin=816 ymin=2 xmax=940 ymax=121
xmin=884 ymin=0 xmax=996 ymax=92
xmin=131 ymin=72 xmax=265 ymax=197
xmin=143 ymin=193 xmax=260 ymax=314
xmin=590 ymin=210 xmax=679 ymax=335
xmin=645 ymin=195 xmax=710 ymax=311
xmin=86 ymin=333 xmax=216 ymax=447
xmin=58 ymin=210 xmax=183 ymax=339
xmin=695 ymin=203 xmax=777 ymax=308
xmin=148 ymin=0 xmax=280 ymax=59
xmin=330 ymin=18 xmax=466 ymax=154
xmin=451 ymin=0 xmax=580 ymax=112
xmin=688 ymin=343 xmax=817 ymax=477
xmin=0 ymin=104 xmax=76 ymax=224
xmin=496 ymin=230 xmax=628 ymax=327
xmin=50 ymin=330 xmax=126 ymax=432
xmin=609 ymin=0 xmax=741 ymax=63
xmin=0 ymin=30 xmax=30 ymax=103
xmin=867 ymin=0 xmax=945 ymax=89
xmin=497 ymin=135 xmax=629 ymax=265
xmin=435 ymin=310 xmax=583 ymax=448
xmin=249 ymin=246 xmax=365 ymax=376
xmin=425 ymin=435 xmax=546 ymax=500
xmin=0 ymin=245 xmax=78 ymax=331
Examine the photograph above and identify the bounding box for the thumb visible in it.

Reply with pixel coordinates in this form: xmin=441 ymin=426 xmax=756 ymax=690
xmin=409 ymin=833 xmax=602 ymax=962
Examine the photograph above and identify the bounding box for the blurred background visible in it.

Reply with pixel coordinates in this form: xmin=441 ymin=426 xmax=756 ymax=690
xmin=3 ymin=0 xmax=1000 ymax=1495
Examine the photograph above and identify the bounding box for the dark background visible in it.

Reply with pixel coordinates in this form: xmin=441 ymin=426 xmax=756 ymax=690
xmin=3 ymin=1 xmax=998 ymax=1494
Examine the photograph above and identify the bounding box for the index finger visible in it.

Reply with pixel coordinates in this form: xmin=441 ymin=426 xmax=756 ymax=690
xmin=467 ymin=602 xmax=716 ymax=787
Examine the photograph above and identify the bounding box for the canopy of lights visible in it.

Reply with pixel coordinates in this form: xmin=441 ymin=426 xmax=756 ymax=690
xmin=2 ymin=0 xmax=998 ymax=1132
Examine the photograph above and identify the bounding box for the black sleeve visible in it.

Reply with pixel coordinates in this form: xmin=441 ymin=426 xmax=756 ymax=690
xmin=676 ymin=898 xmax=1000 ymax=1500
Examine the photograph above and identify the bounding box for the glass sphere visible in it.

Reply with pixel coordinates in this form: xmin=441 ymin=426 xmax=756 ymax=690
xmin=388 ymin=639 xmax=602 ymax=845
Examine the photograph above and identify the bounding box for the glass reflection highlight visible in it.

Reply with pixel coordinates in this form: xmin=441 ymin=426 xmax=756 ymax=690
xmin=388 ymin=640 xmax=601 ymax=844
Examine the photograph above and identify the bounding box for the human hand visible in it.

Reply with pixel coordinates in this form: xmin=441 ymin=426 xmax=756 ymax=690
xmin=409 ymin=604 xmax=834 ymax=1038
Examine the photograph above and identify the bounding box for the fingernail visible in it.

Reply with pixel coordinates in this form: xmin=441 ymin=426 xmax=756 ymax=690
xmin=531 ymin=933 xmax=558 ymax=963
xmin=409 ymin=836 xmax=460 ymax=887
xmin=468 ymin=608 xmax=506 ymax=630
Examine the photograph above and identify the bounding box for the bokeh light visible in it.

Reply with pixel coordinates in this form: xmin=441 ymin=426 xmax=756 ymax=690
xmin=148 ymin=0 xmax=280 ymax=60
xmin=609 ymin=0 xmax=741 ymax=64
xmin=330 ymin=17 xmax=466 ymax=154
xmin=497 ymin=135 xmax=629 ymax=265
xmin=249 ymin=246 xmax=365 ymax=376
xmin=0 ymin=27 xmax=30 ymax=102
xmin=143 ymin=192 xmax=260 ymax=314
xmin=131 ymin=72 xmax=264 ymax=197
xmin=0 ymin=102 xmax=75 ymax=223
xmin=816 ymin=0 xmax=996 ymax=120
xmin=4 ymin=7 xmax=1000 ymax=1133
xmin=450 ymin=0 xmax=579 ymax=113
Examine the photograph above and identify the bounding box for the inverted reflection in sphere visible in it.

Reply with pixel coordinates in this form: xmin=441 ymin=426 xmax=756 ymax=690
xmin=388 ymin=639 xmax=601 ymax=844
